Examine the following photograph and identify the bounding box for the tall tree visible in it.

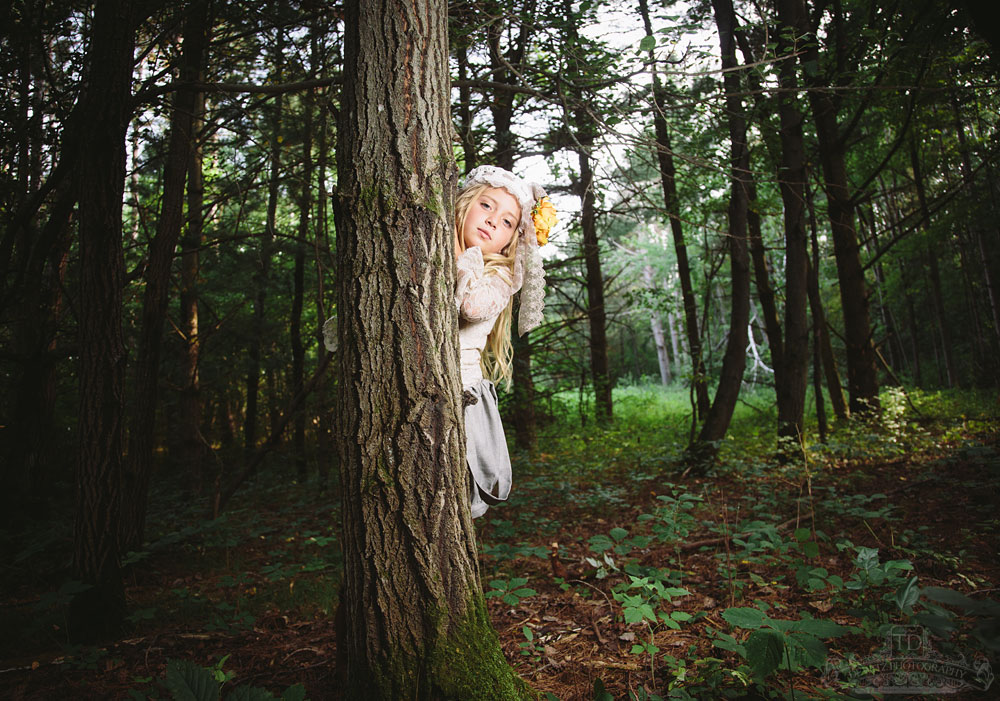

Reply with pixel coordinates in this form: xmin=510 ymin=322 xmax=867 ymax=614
xmin=796 ymin=0 xmax=880 ymax=411
xmin=246 ymin=23 xmax=286 ymax=458
xmin=638 ymin=0 xmax=710 ymax=419
xmin=909 ymin=134 xmax=956 ymax=387
xmin=771 ymin=0 xmax=810 ymax=443
xmin=123 ymin=0 xmax=209 ymax=553
xmin=483 ymin=3 xmax=541 ymax=449
xmin=69 ymin=0 xmax=138 ymax=641
xmin=291 ymin=74 xmax=314 ymax=481
xmin=565 ymin=0 xmax=613 ymax=423
xmin=177 ymin=86 xmax=208 ymax=492
xmin=688 ymin=0 xmax=752 ymax=466
xmin=332 ymin=0 xmax=529 ymax=696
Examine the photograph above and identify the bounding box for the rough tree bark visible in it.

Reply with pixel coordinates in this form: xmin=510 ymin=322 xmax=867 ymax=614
xmin=69 ymin=0 xmax=137 ymax=642
xmin=332 ymin=1 xmax=529 ymax=696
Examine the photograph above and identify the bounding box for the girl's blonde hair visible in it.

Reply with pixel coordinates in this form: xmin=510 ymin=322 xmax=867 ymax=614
xmin=455 ymin=183 xmax=520 ymax=388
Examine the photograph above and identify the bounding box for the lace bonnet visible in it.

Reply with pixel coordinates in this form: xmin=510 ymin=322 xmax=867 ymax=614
xmin=460 ymin=165 xmax=547 ymax=336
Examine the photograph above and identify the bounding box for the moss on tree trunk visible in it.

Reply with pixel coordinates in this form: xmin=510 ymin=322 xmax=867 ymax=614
xmin=332 ymin=0 xmax=532 ymax=696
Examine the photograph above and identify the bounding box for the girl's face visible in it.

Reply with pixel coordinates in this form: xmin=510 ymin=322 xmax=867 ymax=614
xmin=461 ymin=187 xmax=521 ymax=256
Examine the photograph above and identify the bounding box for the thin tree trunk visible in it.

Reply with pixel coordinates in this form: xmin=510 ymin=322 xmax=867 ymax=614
xmin=313 ymin=36 xmax=334 ymax=490
xmin=805 ymin=174 xmax=849 ymax=420
xmin=668 ymin=306 xmax=682 ymax=362
xmin=954 ymin=97 xmax=1000 ymax=359
xmin=178 ymin=87 xmax=207 ymax=494
xmin=644 ymin=265 xmax=671 ymax=384
xmin=876 ymin=178 xmax=913 ymax=376
xmin=798 ymin=0 xmax=879 ymax=411
xmin=577 ymin=146 xmax=613 ymax=422
xmin=899 ymin=258 xmax=925 ymax=387
xmin=485 ymin=4 xmax=539 ymax=450
xmin=773 ymin=0 xmax=810 ymax=442
xmin=688 ymin=0 xmax=752 ymax=467
xmin=812 ymin=292 xmax=827 ymax=443
xmin=456 ymin=41 xmax=477 ymax=171
xmin=70 ymin=0 xmax=137 ymax=642
xmin=639 ymin=0 xmax=709 ymax=418
xmin=2 ymin=180 xmax=73 ymax=523
xmin=246 ymin=28 xmax=285 ymax=458
xmin=123 ymin=0 xmax=209 ymax=553
xmin=909 ymin=136 xmax=956 ymax=387
xmin=333 ymin=1 xmax=529 ymax=695
xmin=511 ymin=326 xmax=538 ymax=450
xmin=290 ymin=82 xmax=313 ymax=482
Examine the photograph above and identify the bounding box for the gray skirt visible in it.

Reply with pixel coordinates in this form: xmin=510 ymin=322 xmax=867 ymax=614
xmin=464 ymin=379 xmax=511 ymax=519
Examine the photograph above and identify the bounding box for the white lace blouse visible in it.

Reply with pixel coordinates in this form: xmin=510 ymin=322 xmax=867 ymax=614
xmin=455 ymin=246 xmax=514 ymax=389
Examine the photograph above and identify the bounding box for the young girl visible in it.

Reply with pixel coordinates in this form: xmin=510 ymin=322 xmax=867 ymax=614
xmin=453 ymin=165 xmax=556 ymax=518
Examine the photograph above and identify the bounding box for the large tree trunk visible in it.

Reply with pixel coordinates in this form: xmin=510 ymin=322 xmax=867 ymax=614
xmin=638 ymin=0 xmax=709 ymax=418
xmin=688 ymin=0 xmax=752 ymax=466
xmin=333 ymin=1 xmax=529 ymax=696
xmin=122 ymin=0 xmax=209 ymax=553
xmin=69 ymin=0 xmax=137 ymax=642
xmin=798 ymin=0 xmax=879 ymax=412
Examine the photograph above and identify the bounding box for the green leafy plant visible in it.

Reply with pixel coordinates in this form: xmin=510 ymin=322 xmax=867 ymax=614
xmin=613 ymin=576 xmax=690 ymax=628
xmin=485 ymin=577 xmax=537 ymax=606
xmin=840 ymin=544 xmax=914 ymax=627
xmin=714 ymin=606 xmax=853 ymax=683
xmin=481 ymin=542 xmax=549 ymax=561
xmin=637 ymin=486 xmax=702 ymax=546
xmin=154 ymin=658 xmax=307 ymax=700
xmin=588 ymin=526 xmax=651 ymax=558
xmin=518 ymin=625 xmax=544 ymax=662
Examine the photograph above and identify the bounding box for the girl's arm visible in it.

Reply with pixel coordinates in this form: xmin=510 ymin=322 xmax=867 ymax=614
xmin=455 ymin=247 xmax=513 ymax=322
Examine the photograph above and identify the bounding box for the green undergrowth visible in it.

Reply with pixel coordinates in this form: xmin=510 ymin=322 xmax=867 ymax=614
xmin=7 ymin=385 xmax=998 ymax=699
xmin=484 ymin=384 xmax=1000 ymax=699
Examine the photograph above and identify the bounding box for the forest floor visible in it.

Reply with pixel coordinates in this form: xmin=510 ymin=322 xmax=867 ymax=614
xmin=1 ymin=387 xmax=998 ymax=700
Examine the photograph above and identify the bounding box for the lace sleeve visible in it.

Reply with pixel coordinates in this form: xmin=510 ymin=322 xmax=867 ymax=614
xmin=455 ymin=246 xmax=514 ymax=322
